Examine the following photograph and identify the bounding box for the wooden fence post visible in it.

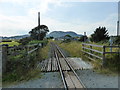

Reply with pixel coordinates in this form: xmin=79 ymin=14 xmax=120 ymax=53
xmin=102 ymin=46 xmax=106 ymax=67
xmin=2 ymin=45 xmax=8 ymax=73
xmin=82 ymin=44 xmax=84 ymax=56
xmin=83 ymin=44 xmax=85 ymax=51
xmin=0 ymin=45 xmax=2 ymax=74
xmin=90 ymin=45 xmax=92 ymax=58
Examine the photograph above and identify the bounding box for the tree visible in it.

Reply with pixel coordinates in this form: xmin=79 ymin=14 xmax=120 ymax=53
xmin=49 ymin=36 xmax=54 ymax=39
xmin=79 ymin=36 xmax=88 ymax=42
xmin=90 ymin=27 xmax=109 ymax=42
xmin=47 ymin=36 xmax=54 ymax=39
xmin=65 ymin=34 xmax=71 ymax=37
xmin=29 ymin=25 xmax=49 ymax=40
xmin=114 ymin=36 xmax=120 ymax=45
xmin=19 ymin=37 xmax=31 ymax=45
xmin=63 ymin=35 xmax=72 ymax=43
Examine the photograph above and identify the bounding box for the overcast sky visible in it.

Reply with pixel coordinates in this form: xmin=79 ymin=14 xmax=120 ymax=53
xmin=0 ymin=0 xmax=119 ymax=37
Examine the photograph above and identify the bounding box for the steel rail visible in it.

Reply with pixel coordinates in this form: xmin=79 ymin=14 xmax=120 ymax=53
xmin=52 ymin=43 xmax=68 ymax=89
xmin=55 ymin=44 xmax=86 ymax=89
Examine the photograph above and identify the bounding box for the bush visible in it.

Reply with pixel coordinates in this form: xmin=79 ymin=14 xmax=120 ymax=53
xmin=62 ymin=39 xmax=71 ymax=43
xmin=106 ymin=53 xmax=120 ymax=71
xmin=78 ymin=36 xmax=88 ymax=42
xmin=3 ymin=49 xmax=39 ymax=83
xmin=2 ymin=40 xmax=12 ymax=42
xmin=19 ymin=37 xmax=31 ymax=45
xmin=114 ymin=36 xmax=120 ymax=45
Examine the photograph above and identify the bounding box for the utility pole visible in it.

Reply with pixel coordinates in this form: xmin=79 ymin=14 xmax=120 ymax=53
xmin=38 ymin=12 xmax=40 ymax=26
xmin=84 ymin=32 xmax=86 ymax=42
xmin=84 ymin=32 xmax=86 ymax=36
xmin=117 ymin=21 xmax=119 ymax=36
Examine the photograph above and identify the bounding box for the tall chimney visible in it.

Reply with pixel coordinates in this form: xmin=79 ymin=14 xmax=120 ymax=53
xmin=117 ymin=21 xmax=119 ymax=36
xmin=38 ymin=12 xmax=40 ymax=26
xmin=117 ymin=1 xmax=120 ymax=36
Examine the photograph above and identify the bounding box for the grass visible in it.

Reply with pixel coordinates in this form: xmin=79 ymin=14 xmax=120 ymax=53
xmin=58 ymin=41 xmax=119 ymax=74
xmin=2 ymin=48 xmax=41 ymax=87
xmin=9 ymin=54 xmax=23 ymax=61
xmin=92 ymin=59 xmax=119 ymax=75
xmin=0 ymin=41 xmax=20 ymax=46
xmin=3 ymin=39 xmax=50 ymax=87
xmin=2 ymin=68 xmax=41 ymax=87
xmin=28 ymin=40 xmax=48 ymax=45
xmin=38 ymin=42 xmax=50 ymax=60
xmin=59 ymin=41 xmax=82 ymax=57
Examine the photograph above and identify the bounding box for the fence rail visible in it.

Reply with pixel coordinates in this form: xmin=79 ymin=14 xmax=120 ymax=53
xmin=82 ymin=43 xmax=120 ymax=66
xmin=28 ymin=48 xmax=38 ymax=54
xmin=1 ymin=43 xmax=40 ymax=73
xmin=82 ymin=43 xmax=104 ymax=48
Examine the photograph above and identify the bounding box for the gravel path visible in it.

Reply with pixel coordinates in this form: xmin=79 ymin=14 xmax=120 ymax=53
xmin=6 ymin=72 xmax=63 ymax=88
xmin=5 ymin=70 xmax=119 ymax=88
xmin=3 ymin=57 xmax=119 ymax=89
xmin=76 ymin=69 xmax=119 ymax=88
xmin=67 ymin=57 xmax=93 ymax=69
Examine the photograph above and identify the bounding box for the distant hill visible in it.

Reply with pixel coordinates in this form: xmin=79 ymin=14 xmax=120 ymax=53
xmin=2 ymin=34 xmax=29 ymax=40
xmin=46 ymin=31 xmax=83 ymax=38
xmin=1 ymin=31 xmax=83 ymax=40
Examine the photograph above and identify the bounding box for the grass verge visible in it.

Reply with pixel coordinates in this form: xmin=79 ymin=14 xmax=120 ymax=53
xmin=58 ymin=41 xmax=119 ymax=75
xmin=38 ymin=42 xmax=50 ymax=60
xmin=2 ymin=68 xmax=41 ymax=87
xmin=2 ymin=48 xmax=42 ymax=87
xmin=59 ymin=41 xmax=82 ymax=57
xmin=28 ymin=40 xmax=48 ymax=45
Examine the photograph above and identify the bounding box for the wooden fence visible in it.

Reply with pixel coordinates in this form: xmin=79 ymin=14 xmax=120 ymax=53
xmin=82 ymin=43 xmax=120 ymax=66
xmin=1 ymin=43 xmax=42 ymax=73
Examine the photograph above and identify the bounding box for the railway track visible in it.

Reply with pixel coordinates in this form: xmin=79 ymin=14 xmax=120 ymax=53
xmin=51 ymin=42 xmax=86 ymax=89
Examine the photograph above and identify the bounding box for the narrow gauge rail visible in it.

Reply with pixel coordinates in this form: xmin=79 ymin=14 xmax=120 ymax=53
xmin=51 ymin=42 xmax=86 ymax=89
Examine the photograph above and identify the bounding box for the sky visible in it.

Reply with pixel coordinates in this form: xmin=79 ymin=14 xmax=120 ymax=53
xmin=0 ymin=0 xmax=119 ymax=37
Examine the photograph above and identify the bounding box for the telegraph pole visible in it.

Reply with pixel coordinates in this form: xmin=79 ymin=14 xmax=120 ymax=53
xmin=84 ymin=32 xmax=86 ymax=36
xmin=84 ymin=32 xmax=86 ymax=42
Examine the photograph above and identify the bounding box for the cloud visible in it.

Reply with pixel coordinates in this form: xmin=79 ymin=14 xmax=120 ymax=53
xmin=0 ymin=0 xmax=65 ymax=14
xmin=42 ymin=13 xmax=117 ymax=36
xmin=0 ymin=14 xmax=36 ymax=36
xmin=62 ymin=0 xmax=119 ymax=2
xmin=0 ymin=0 xmax=118 ymax=2
xmin=0 ymin=0 xmax=63 ymax=36
xmin=0 ymin=13 xmax=117 ymax=36
xmin=27 ymin=0 xmax=73 ymax=16
xmin=28 ymin=0 xmax=55 ymax=15
xmin=0 ymin=0 xmax=118 ymax=36
xmin=0 ymin=0 xmax=75 ymax=36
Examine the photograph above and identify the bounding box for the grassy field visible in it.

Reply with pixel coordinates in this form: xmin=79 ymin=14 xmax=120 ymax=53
xmin=28 ymin=40 xmax=48 ymax=45
xmin=59 ymin=41 xmax=82 ymax=57
xmin=0 ymin=41 xmax=20 ymax=46
xmin=58 ymin=41 xmax=119 ymax=74
xmin=38 ymin=41 xmax=50 ymax=60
